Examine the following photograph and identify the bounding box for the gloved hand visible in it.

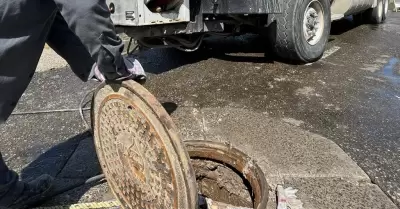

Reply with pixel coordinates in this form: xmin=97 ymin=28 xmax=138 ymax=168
xmin=93 ymin=55 xmax=146 ymax=83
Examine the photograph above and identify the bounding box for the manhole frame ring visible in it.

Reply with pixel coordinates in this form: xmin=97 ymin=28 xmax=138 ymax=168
xmin=185 ymin=140 xmax=269 ymax=209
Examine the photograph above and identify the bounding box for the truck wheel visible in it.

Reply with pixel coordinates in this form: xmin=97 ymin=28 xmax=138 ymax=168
xmin=268 ymin=0 xmax=331 ymax=63
xmin=366 ymin=0 xmax=388 ymax=24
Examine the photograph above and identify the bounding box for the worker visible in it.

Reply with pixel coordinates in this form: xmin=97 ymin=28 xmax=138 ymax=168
xmin=0 ymin=0 xmax=146 ymax=208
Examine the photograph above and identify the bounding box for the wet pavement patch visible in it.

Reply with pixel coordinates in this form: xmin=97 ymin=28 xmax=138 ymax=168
xmin=380 ymin=57 xmax=400 ymax=84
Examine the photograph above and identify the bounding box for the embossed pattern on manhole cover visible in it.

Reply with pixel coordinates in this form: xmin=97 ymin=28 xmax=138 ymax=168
xmin=92 ymin=81 xmax=197 ymax=209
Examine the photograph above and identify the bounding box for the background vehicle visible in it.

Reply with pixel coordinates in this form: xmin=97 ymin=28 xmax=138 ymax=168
xmin=108 ymin=0 xmax=389 ymax=63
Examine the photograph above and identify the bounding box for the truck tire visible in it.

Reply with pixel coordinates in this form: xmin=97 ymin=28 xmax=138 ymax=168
xmin=268 ymin=0 xmax=331 ymax=63
xmin=365 ymin=0 xmax=389 ymax=24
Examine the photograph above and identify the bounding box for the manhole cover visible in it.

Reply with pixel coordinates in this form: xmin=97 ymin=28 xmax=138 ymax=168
xmin=92 ymin=81 xmax=197 ymax=209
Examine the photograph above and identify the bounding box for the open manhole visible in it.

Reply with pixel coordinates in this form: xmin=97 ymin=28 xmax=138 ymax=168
xmin=92 ymin=81 xmax=269 ymax=209
xmin=186 ymin=141 xmax=269 ymax=209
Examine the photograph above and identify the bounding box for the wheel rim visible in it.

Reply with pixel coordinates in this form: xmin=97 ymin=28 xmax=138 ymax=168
xmin=303 ymin=0 xmax=325 ymax=46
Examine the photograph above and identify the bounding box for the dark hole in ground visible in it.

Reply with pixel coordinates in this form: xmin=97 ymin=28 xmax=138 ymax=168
xmin=191 ymin=158 xmax=254 ymax=208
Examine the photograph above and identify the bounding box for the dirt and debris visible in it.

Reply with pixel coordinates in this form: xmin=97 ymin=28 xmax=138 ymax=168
xmin=191 ymin=159 xmax=253 ymax=208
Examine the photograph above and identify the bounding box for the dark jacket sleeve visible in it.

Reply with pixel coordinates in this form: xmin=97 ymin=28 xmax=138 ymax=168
xmin=53 ymin=0 xmax=127 ymax=80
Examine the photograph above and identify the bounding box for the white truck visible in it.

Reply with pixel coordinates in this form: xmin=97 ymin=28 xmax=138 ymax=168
xmin=107 ymin=0 xmax=389 ymax=63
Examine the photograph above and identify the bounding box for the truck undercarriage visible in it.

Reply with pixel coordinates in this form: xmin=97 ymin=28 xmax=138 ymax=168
xmin=108 ymin=0 xmax=388 ymax=62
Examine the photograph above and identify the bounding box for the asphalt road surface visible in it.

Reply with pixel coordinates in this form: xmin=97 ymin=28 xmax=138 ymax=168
xmin=131 ymin=13 xmax=400 ymax=205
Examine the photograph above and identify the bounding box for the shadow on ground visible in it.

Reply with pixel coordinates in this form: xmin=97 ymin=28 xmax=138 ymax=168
xmin=330 ymin=16 xmax=361 ymax=35
xmin=135 ymin=34 xmax=277 ymax=75
xmin=162 ymin=101 xmax=179 ymax=114
xmin=20 ymin=131 xmax=105 ymax=207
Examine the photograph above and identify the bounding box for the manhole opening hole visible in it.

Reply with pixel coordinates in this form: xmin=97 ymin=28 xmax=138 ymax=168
xmin=186 ymin=141 xmax=269 ymax=209
xmin=192 ymin=158 xmax=254 ymax=208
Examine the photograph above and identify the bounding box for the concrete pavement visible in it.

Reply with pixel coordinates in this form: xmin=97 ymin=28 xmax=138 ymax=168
xmin=172 ymin=107 xmax=396 ymax=208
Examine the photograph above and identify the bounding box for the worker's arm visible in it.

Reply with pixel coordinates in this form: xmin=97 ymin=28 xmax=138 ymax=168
xmin=52 ymin=0 xmax=134 ymax=80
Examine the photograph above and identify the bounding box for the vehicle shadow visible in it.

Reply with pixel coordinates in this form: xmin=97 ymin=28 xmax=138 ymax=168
xmin=135 ymin=34 xmax=281 ymax=75
xmin=330 ymin=16 xmax=361 ymax=36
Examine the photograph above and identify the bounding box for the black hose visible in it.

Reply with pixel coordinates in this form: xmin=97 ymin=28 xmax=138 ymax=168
xmin=49 ymin=174 xmax=106 ymax=201
xmin=84 ymin=174 xmax=105 ymax=184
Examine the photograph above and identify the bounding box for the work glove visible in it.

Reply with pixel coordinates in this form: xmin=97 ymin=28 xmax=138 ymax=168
xmin=277 ymin=185 xmax=304 ymax=209
xmin=93 ymin=56 xmax=146 ymax=83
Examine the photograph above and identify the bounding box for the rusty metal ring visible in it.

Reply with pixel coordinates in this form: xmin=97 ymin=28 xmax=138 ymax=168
xmin=185 ymin=140 xmax=269 ymax=209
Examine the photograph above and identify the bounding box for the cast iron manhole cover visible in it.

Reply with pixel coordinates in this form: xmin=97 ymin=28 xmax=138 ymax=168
xmin=92 ymin=81 xmax=197 ymax=209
